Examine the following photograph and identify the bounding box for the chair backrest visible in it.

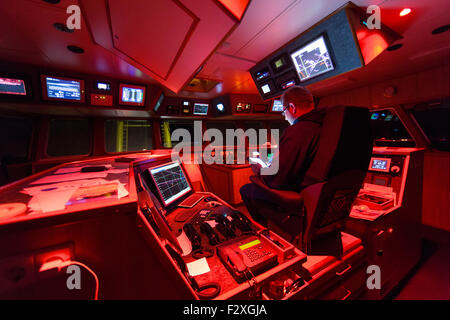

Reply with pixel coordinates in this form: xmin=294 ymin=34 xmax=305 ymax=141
xmin=300 ymin=106 xmax=372 ymax=255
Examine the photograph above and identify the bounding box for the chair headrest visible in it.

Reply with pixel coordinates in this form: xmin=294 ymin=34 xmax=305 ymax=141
xmin=304 ymin=106 xmax=373 ymax=184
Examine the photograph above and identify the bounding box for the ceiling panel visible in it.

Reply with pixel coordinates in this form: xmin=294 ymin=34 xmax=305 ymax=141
xmin=109 ymin=0 xmax=196 ymax=79
xmin=215 ymin=0 xmax=300 ymax=58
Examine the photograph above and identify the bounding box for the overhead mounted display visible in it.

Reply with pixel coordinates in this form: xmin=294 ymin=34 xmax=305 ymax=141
xmin=290 ymin=36 xmax=334 ymax=82
xmin=249 ymin=3 xmax=401 ymax=100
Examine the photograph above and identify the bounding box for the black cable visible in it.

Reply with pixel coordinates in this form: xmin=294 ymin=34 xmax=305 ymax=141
xmin=196 ymin=282 xmax=221 ymax=300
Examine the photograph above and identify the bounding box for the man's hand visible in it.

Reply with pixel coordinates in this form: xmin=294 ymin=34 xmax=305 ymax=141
xmin=250 ymin=163 xmax=261 ymax=176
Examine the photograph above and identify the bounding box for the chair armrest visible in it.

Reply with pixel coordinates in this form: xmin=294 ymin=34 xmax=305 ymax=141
xmin=249 ymin=175 xmax=304 ymax=209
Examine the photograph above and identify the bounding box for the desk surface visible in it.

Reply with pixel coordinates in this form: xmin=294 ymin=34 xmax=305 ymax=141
xmin=0 ymin=153 xmax=162 ymax=227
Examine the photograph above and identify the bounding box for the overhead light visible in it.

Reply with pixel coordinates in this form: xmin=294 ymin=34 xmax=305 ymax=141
xmin=399 ymin=8 xmax=411 ymax=17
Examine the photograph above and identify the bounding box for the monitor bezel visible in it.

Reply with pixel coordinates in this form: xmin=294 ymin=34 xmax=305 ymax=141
xmin=41 ymin=74 xmax=85 ymax=103
xmin=290 ymin=34 xmax=335 ymax=82
xmin=119 ymin=83 xmax=146 ymax=106
xmin=193 ymin=103 xmax=209 ymax=115
xmin=148 ymin=161 xmax=193 ymax=208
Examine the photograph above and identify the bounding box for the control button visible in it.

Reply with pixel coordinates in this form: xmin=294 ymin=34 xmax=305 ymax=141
xmin=391 ymin=165 xmax=401 ymax=174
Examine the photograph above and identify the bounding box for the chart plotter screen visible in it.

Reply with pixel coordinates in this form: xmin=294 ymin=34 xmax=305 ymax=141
xmin=148 ymin=161 xmax=192 ymax=207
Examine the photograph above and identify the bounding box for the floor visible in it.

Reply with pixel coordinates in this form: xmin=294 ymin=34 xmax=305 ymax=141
xmin=390 ymin=238 xmax=450 ymax=300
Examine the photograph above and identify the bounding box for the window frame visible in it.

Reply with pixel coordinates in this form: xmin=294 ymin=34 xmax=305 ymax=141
xmin=369 ymin=106 xmax=417 ymax=148
xmin=104 ymin=118 xmax=154 ymax=154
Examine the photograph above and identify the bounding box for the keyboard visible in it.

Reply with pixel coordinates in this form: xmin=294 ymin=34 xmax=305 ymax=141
xmin=178 ymin=193 xmax=204 ymax=208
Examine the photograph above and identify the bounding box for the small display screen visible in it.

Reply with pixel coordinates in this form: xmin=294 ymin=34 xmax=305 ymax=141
xmin=272 ymin=99 xmax=283 ymax=112
xmin=96 ymin=82 xmax=110 ymax=91
xmin=255 ymin=69 xmax=270 ymax=82
xmin=149 ymin=161 xmax=192 ymax=207
xmin=291 ymin=36 xmax=334 ymax=82
xmin=154 ymin=93 xmax=164 ymax=112
xmin=281 ymin=79 xmax=296 ymax=90
xmin=193 ymin=103 xmax=209 ymax=115
xmin=274 ymin=59 xmax=284 ymax=69
xmin=261 ymin=84 xmax=271 ymax=94
xmin=372 ymin=159 xmax=388 ymax=170
xmin=45 ymin=76 xmax=83 ymax=101
xmin=0 ymin=78 xmax=27 ymax=95
xmin=370 ymin=158 xmax=391 ymax=172
xmin=121 ymin=85 xmax=145 ymax=105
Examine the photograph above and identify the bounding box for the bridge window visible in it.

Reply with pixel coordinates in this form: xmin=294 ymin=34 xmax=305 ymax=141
xmin=411 ymin=100 xmax=450 ymax=151
xmin=47 ymin=118 xmax=91 ymax=157
xmin=0 ymin=115 xmax=33 ymax=163
xmin=105 ymin=120 xmax=153 ymax=153
xmin=160 ymin=120 xmax=199 ymax=148
xmin=369 ymin=109 xmax=415 ymax=147
xmin=205 ymin=121 xmax=236 ymax=145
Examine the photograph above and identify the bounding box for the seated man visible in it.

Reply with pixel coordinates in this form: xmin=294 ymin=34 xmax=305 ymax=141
xmin=240 ymin=85 xmax=325 ymax=225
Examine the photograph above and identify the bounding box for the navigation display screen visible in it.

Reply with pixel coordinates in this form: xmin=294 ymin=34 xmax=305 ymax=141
xmin=119 ymin=84 xmax=146 ymax=106
xmin=149 ymin=161 xmax=192 ymax=206
xmin=291 ymin=36 xmax=334 ymax=82
xmin=43 ymin=76 xmax=84 ymax=101
xmin=193 ymin=103 xmax=209 ymax=115
xmin=0 ymin=78 xmax=27 ymax=95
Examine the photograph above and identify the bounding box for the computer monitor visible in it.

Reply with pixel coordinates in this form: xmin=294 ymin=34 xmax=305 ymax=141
xmin=290 ymin=35 xmax=334 ymax=82
xmin=0 ymin=77 xmax=27 ymax=96
xmin=193 ymin=103 xmax=209 ymax=115
xmin=148 ymin=161 xmax=192 ymax=207
xmin=271 ymin=99 xmax=284 ymax=112
xmin=41 ymin=75 xmax=85 ymax=102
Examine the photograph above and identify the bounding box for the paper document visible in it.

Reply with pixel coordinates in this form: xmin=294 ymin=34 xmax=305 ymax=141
xmin=186 ymin=258 xmax=210 ymax=277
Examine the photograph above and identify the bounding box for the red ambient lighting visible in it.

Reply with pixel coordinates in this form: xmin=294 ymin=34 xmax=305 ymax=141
xmin=399 ymin=8 xmax=412 ymax=17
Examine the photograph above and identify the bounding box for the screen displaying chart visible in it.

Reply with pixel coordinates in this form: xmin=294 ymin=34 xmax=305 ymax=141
xmin=149 ymin=162 xmax=191 ymax=206
xmin=291 ymin=36 xmax=334 ymax=82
